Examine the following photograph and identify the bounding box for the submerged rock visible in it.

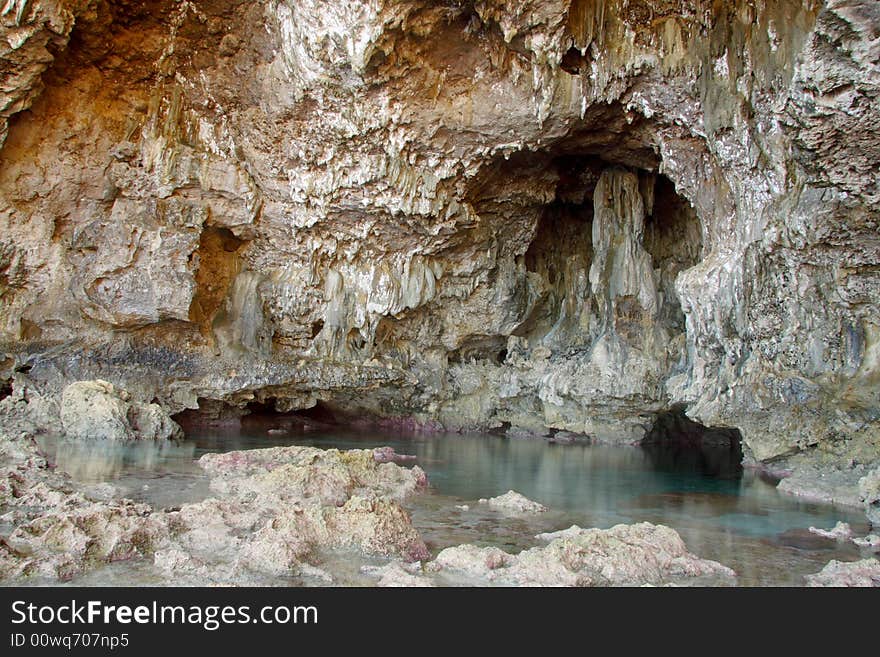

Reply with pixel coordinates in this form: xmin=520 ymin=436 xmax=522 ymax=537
xmin=432 ymin=544 xmax=514 ymax=579
xmin=535 ymin=525 xmax=590 ymax=541
xmin=372 ymin=446 xmax=418 ymax=464
xmin=478 ymin=490 xmax=548 ymax=514
xmin=431 ymin=522 xmax=736 ymax=587
xmin=805 ymin=559 xmax=880 ymax=587
xmin=775 ymin=459 xmax=870 ymax=509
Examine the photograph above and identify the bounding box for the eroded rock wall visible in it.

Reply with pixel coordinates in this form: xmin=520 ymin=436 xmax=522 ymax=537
xmin=1 ymin=0 xmax=879 ymax=466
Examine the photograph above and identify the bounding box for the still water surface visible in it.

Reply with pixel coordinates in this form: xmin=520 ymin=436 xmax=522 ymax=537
xmin=37 ymin=427 xmax=874 ymax=586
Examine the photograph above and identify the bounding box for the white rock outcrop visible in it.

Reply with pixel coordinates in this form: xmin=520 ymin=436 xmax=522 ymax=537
xmin=59 ymin=380 xmax=182 ymax=441
xmin=805 ymin=559 xmax=880 ymax=587
xmin=478 ymin=490 xmax=548 ymax=514
xmin=430 ymin=522 xmax=736 ymax=586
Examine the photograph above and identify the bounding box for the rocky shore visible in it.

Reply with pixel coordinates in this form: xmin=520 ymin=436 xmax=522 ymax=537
xmin=1 ymin=0 xmax=878 ymax=511
xmin=2 ymin=392 xmax=877 ymax=586
xmin=1 ymin=0 xmax=879 ymax=583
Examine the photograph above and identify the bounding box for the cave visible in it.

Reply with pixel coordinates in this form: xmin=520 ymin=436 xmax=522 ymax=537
xmin=560 ymin=46 xmax=591 ymax=75
xmin=435 ymin=115 xmax=721 ymax=449
xmin=641 ymin=407 xmax=744 ymax=479
xmin=2 ymin=0 xmax=877 ymax=593
xmin=465 ymin=106 xmax=705 ymax=362
xmin=171 ymin=397 xmax=250 ymax=429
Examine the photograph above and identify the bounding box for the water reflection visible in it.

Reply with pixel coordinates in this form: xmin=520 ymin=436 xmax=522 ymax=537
xmin=641 ymin=442 xmax=743 ymax=480
xmin=35 ymin=427 xmax=875 ymax=586
xmin=37 ymin=436 xmax=199 ymax=483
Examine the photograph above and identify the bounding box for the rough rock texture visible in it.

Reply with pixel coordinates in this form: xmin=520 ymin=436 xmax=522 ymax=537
xmin=805 ymin=558 xmax=880 ymax=587
xmin=1 ymin=1 xmax=879 ymax=498
xmin=60 ymin=379 xmax=182 ymax=440
xmin=0 ymin=422 xmax=173 ymax=580
xmin=859 ymin=467 xmax=880 ymax=527
xmin=852 ymin=534 xmax=880 ymax=549
xmin=808 ymin=521 xmax=852 ymax=540
xmin=478 ymin=489 xmax=548 ymax=514
xmin=154 ymin=445 xmax=430 ymax=583
xmin=1 ymin=377 xmax=182 ymax=441
xmin=199 ymin=444 xmax=427 ymax=505
xmin=776 ymin=459 xmax=868 ymax=507
xmin=429 ymin=522 xmax=736 ymax=586
xmin=0 ymin=403 xmax=430 ymax=583
xmin=361 ymin=562 xmax=435 ymax=587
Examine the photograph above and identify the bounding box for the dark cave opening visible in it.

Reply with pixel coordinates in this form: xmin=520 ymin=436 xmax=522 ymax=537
xmin=560 ymin=46 xmax=591 ymax=75
xmin=641 ymin=407 xmax=744 ymax=479
xmin=171 ymin=397 xmax=249 ymax=429
xmin=288 ymin=401 xmax=341 ymax=426
xmin=253 ymin=400 xmax=349 ymax=433
xmin=448 ymin=334 xmax=509 ymax=364
xmin=173 ymin=397 xmax=344 ymax=436
xmin=242 ymin=398 xmax=342 ymax=428
xmin=513 ymin=155 xmax=598 ymax=347
xmin=346 ymin=328 xmax=367 ymax=353
xmin=454 ymin=121 xmax=714 ymax=445
xmin=244 ymin=397 xmax=280 ymax=415
xmin=644 ymin=406 xmax=743 ymax=448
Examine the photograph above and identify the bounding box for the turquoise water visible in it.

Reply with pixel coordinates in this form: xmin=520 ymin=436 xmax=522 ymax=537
xmin=38 ymin=426 xmax=875 ymax=586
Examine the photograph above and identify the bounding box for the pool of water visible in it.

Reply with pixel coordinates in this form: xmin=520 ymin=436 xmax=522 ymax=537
xmin=36 ymin=425 xmax=876 ymax=586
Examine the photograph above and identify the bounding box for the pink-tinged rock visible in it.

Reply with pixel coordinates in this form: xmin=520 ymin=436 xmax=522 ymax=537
xmin=805 ymin=559 xmax=880 ymax=587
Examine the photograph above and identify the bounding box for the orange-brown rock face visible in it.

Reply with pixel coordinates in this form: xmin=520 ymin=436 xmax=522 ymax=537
xmin=1 ymin=1 xmax=879 ymax=479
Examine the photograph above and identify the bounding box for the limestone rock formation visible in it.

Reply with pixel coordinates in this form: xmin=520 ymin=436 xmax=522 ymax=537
xmin=156 ymin=444 xmax=431 ymax=582
xmin=429 ymin=522 xmax=736 ymax=586
xmin=859 ymin=467 xmax=880 ymax=527
xmin=478 ymin=489 xmax=548 ymax=514
xmin=0 ymin=427 xmax=431 ymax=583
xmin=0 ymin=1 xmax=878 ymax=511
xmin=0 ymin=422 xmax=174 ymax=580
xmin=60 ymin=379 xmax=183 ymax=440
xmin=808 ymin=521 xmax=853 ymax=541
xmin=805 ymin=559 xmax=880 ymax=587
xmin=361 ymin=562 xmax=435 ymax=587
xmin=199 ymin=444 xmax=428 ymax=504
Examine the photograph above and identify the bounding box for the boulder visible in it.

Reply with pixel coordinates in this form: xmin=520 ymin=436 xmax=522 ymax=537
xmin=478 ymin=490 xmax=547 ymax=514
xmin=430 ymin=522 xmax=736 ymax=587
xmin=59 ymin=380 xmax=182 ymax=441
xmin=361 ymin=562 xmax=434 ymax=587
xmin=805 ymin=559 xmax=880 ymax=587
xmin=157 ymin=444 xmax=431 ymax=582
xmin=199 ymin=445 xmax=427 ymax=505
